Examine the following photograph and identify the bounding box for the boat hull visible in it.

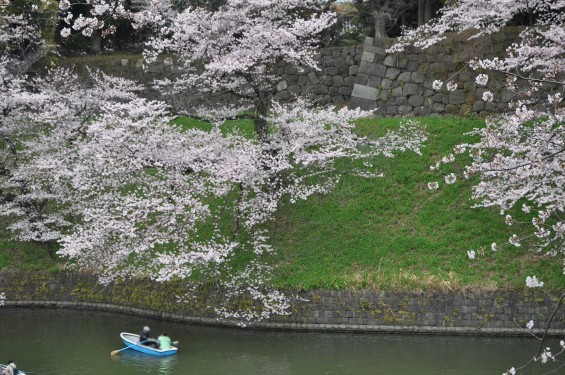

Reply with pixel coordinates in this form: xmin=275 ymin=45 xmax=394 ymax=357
xmin=120 ymin=332 xmax=178 ymax=357
xmin=0 ymin=364 xmax=26 ymax=375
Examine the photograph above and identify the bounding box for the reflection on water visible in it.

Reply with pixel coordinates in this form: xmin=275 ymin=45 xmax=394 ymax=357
xmin=112 ymin=351 xmax=178 ymax=374
xmin=0 ymin=308 xmax=562 ymax=374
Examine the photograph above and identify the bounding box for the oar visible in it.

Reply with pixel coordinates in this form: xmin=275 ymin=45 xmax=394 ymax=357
xmin=111 ymin=340 xmax=148 ymax=356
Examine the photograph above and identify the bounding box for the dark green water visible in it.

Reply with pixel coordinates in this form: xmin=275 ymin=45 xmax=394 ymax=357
xmin=0 ymin=308 xmax=560 ymax=374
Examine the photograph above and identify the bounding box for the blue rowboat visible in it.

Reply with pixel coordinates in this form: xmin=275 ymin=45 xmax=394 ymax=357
xmin=120 ymin=332 xmax=178 ymax=357
xmin=0 ymin=364 xmax=27 ymax=375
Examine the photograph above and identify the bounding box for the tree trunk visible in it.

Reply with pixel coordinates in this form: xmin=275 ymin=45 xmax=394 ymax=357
xmin=418 ymin=0 xmax=426 ymax=26
xmin=254 ymin=95 xmax=270 ymax=142
xmin=90 ymin=30 xmax=102 ymax=55
xmin=372 ymin=11 xmax=387 ymax=39
xmin=424 ymin=0 xmax=433 ymax=23
xmin=401 ymin=10 xmax=406 ymax=28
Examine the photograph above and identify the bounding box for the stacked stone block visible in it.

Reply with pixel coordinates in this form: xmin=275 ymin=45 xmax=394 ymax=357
xmin=348 ymin=34 xmax=523 ymax=115
xmin=1 ymin=271 xmax=564 ymax=335
xmin=273 ymin=46 xmax=363 ymax=105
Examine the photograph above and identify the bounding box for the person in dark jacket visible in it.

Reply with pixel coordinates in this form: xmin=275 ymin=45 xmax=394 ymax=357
xmin=139 ymin=326 xmax=159 ymax=348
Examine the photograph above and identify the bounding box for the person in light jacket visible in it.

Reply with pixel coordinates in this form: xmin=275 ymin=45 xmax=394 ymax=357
xmin=3 ymin=359 xmax=17 ymax=375
xmin=157 ymin=333 xmax=172 ymax=350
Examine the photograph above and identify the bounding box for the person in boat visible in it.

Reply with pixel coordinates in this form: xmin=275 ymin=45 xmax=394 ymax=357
xmin=157 ymin=332 xmax=172 ymax=350
xmin=139 ymin=326 xmax=160 ymax=348
xmin=2 ymin=359 xmax=18 ymax=375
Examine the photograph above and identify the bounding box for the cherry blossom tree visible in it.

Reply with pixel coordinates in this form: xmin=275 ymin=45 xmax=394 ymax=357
xmin=0 ymin=9 xmax=55 ymax=249
xmin=141 ymin=0 xmax=338 ymax=139
xmin=2 ymin=0 xmax=429 ymax=321
xmin=390 ymin=0 xmax=564 ymax=372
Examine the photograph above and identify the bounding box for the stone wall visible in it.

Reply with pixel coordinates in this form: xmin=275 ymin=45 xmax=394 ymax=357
xmin=272 ymin=46 xmax=363 ymax=105
xmin=347 ymin=28 xmax=559 ymax=115
xmin=59 ymin=28 xmax=561 ymax=116
xmin=59 ymin=47 xmax=363 ymax=108
xmin=1 ymin=271 xmax=564 ymax=336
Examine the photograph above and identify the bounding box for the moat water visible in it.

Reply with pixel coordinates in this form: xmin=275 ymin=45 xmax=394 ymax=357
xmin=0 ymin=308 xmax=561 ymax=374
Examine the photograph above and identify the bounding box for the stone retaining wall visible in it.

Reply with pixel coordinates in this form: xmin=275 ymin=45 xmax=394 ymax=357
xmin=347 ymin=28 xmax=562 ymax=115
xmin=272 ymin=45 xmax=363 ymax=105
xmin=1 ymin=271 xmax=563 ymax=336
xmin=59 ymin=27 xmax=561 ymax=116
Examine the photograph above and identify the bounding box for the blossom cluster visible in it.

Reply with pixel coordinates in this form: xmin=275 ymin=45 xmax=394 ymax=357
xmin=416 ymin=0 xmax=564 ymax=275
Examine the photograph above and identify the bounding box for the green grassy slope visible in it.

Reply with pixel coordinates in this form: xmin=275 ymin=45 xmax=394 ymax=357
xmin=1 ymin=116 xmax=562 ymax=292
xmin=268 ymin=117 xmax=563 ymax=292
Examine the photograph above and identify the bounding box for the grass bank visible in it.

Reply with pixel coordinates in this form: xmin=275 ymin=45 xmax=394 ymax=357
xmin=1 ymin=116 xmax=562 ymax=293
xmin=268 ymin=116 xmax=563 ymax=292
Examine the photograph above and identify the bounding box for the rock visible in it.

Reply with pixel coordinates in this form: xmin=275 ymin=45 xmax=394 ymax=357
xmin=362 ymin=51 xmax=375 ymax=63
xmin=319 ymin=75 xmax=332 ymax=85
xmin=298 ymin=74 xmax=309 ymax=85
xmin=308 ymin=72 xmax=320 ymax=84
xmin=413 ymin=106 xmax=431 ymax=116
xmin=445 ymin=104 xmax=459 ymax=114
xmin=407 ymin=61 xmax=419 ymax=72
xmin=349 ymin=65 xmax=359 ymax=76
xmin=339 ymin=86 xmax=353 ymax=96
xmin=472 ymin=101 xmax=485 ymax=112
xmin=313 ymin=84 xmax=329 ymax=95
xmin=365 ymin=63 xmax=386 ymax=78
xmin=367 ymin=75 xmax=381 ymax=88
xmin=322 ymin=56 xmax=335 ymax=67
xmin=276 ymin=80 xmax=288 ymax=92
xmin=332 ymin=95 xmax=345 ymax=104
xmin=288 ymin=85 xmax=301 ymax=95
xmin=286 ymin=75 xmax=298 ymax=84
xmin=360 ymin=98 xmax=378 ymax=111
xmin=458 ymin=71 xmax=473 ymax=82
xmin=383 ymin=55 xmax=397 ymax=67
xmin=325 ymin=67 xmax=339 ymax=76
xmin=365 ymin=45 xmax=386 ymax=57
xmin=355 ymin=73 xmax=369 ymax=85
xmin=410 ymin=72 xmax=425 ymax=84
xmin=449 ymin=89 xmax=466 ymax=105
xmin=459 ymin=104 xmax=472 ymax=116
xmin=387 ymin=106 xmax=398 ymax=115
xmin=284 ymin=65 xmax=298 ymax=74
xmin=348 ymin=96 xmax=364 ymax=109
xmin=385 ymin=68 xmax=400 ymax=80
xmin=408 ymin=95 xmax=424 ymax=106
xmin=396 ymin=97 xmax=408 ymax=105
xmin=501 ymin=88 xmax=515 ymax=102
xmin=432 ymin=103 xmax=446 ymax=112
xmin=397 ymin=56 xmax=408 ymax=69
xmin=344 ymin=76 xmax=356 ymax=86
xmin=397 ymin=71 xmax=412 ymax=83
xmin=391 ymin=87 xmax=403 ymax=97
xmin=274 ymin=91 xmax=290 ymax=100
xmin=398 ymin=104 xmax=413 ymax=115
xmin=429 ymin=62 xmax=444 ymax=72
xmin=334 ymin=57 xmax=345 ymax=67
xmin=381 ymin=78 xmax=392 ymax=90
xmin=351 ymin=84 xmax=379 ymax=100
xmin=332 ymin=76 xmax=344 ymax=87
xmin=403 ymin=83 xmax=419 ymax=96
